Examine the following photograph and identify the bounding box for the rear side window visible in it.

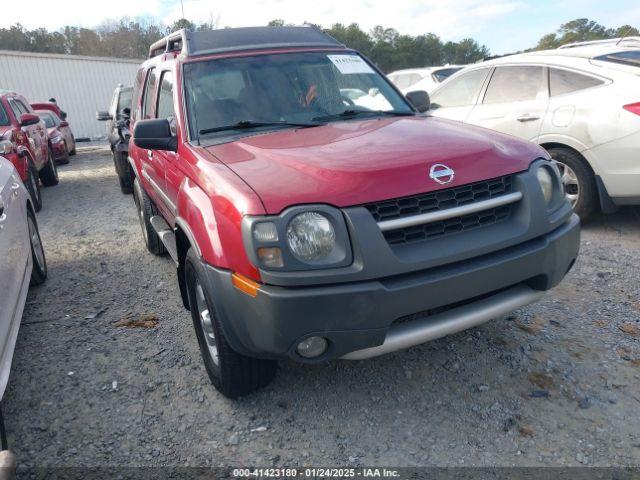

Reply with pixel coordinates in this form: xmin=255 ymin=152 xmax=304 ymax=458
xmin=484 ymin=66 xmax=546 ymax=104
xmin=549 ymin=68 xmax=603 ymax=96
xmin=595 ymin=50 xmax=640 ymax=67
xmin=430 ymin=68 xmax=489 ymax=108
xmin=131 ymin=68 xmax=146 ymax=121
xmin=142 ymin=68 xmax=157 ymax=119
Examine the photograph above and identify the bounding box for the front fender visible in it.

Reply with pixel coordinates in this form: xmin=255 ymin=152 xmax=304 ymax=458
xmin=176 ymin=177 xmax=262 ymax=281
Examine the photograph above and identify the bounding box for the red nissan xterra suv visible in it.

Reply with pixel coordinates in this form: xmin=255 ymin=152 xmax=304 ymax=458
xmin=129 ymin=27 xmax=580 ymax=398
xmin=0 ymin=90 xmax=59 ymax=212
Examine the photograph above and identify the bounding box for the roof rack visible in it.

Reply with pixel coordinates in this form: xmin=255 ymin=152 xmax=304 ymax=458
xmin=558 ymin=37 xmax=640 ymax=49
xmin=148 ymin=26 xmax=343 ymax=59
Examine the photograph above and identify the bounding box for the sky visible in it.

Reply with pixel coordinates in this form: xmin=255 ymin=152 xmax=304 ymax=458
xmin=2 ymin=0 xmax=639 ymax=54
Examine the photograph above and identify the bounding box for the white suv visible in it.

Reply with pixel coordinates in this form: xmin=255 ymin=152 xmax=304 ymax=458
xmin=424 ymin=38 xmax=640 ymax=219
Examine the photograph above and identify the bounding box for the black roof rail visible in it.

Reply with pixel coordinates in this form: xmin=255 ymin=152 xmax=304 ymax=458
xmin=148 ymin=26 xmax=343 ymax=59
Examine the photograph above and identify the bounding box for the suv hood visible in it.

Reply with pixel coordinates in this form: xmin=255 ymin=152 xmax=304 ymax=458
xmin=205 ymin=116 xmax=545 ymax=214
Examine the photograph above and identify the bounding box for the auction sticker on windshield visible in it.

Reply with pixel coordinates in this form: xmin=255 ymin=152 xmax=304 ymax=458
xmin=328 ymin=54 xmax=375 ymax=74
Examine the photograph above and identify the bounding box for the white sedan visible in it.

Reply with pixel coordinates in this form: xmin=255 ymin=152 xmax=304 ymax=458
xmin=424 ymin=37 xmax=640 ymax=219
xmin=0 ymin=155 xmax=46 ymax=469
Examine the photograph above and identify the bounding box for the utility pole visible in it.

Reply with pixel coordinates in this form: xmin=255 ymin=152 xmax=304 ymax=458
xmin=180 ymin=0 xmax=185 ymax=19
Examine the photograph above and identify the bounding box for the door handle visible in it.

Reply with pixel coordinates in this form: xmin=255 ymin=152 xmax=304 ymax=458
xmin=516 ymin=114 xmax=540 ymax=122
xmin=11 ymin=182 xmax=20 ymax=197
xmin=0 ymin=202 xmax=5 ymax=223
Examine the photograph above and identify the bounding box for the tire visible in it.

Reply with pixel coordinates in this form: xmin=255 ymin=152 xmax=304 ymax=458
xmin=185 ymin=248 xmax=277 ymax=398
xmin=27 ymin=208 xmax=47 ymax=285
xmin=56 ymin=143 xmax=70 ymax=165
xmin=24 ymin=159 xmax=42 ymax=213
xmin=133 ymin=177 xmax=165 ymax=255
xmin=547 ymin=147 xmax=597 ymax=221
xmin=69 ymin=137 xmax=76 ymax=156
xmin=39 ymin=147 xmax=59 ymax=187
xmin=114 ymin=152 xmax=133 ymax=194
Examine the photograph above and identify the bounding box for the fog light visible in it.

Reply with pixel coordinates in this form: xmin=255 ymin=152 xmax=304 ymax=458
xmin=296 ymin=336 xmax=328 ymax=358
xmin=257 ymin=247 xmax=283 ymax=268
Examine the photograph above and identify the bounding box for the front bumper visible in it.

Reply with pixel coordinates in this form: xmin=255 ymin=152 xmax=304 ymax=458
xmin=51 ymin=140 xmax=67 ymax=161
xmin=201 ymin=214 xmax=580 ymax=363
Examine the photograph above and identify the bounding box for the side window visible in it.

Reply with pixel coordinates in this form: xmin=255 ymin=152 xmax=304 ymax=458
xmin=549 ymin=68 xmax=603 ymax=96
xmin=394 ymin=74 xmax=412 ymax=90
xmin=142 ymin=68 xmax=157 ymax=120
xmin=156 ymin=72 xmax=176 ymax=135
xmin=430 ymin=68 xmax=489 ymax=109
xmin=131 ymin=68 xmax=146 ymax=122
xmin=0 ymin=103 xmax=9 ymax=126
xmin=483 ymin=66 xmax=545 ymax=104
xmin=16 ymin=100 xmax=31 ymax=114
xmin=8 ymin=99 xmax=25 ymax=119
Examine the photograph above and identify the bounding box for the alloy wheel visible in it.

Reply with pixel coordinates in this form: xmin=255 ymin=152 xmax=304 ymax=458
xmin=195 ymin=281 xmax=219 ymax=366
xmin=555 ymin=161 xmax=579 ymax=208
xmin=28 ymin=215 xmax=45 ymax=271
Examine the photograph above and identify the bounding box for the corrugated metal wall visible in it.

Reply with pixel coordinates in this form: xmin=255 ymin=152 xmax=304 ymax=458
xmin=0 ymin=50 xmax=141 ymax=139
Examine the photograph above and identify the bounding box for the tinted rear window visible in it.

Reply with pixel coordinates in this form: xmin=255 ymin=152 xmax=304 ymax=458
xmin=550 ymin=68 xmax=604 ymax=96
xmin=433 ymin=67 xmax=462 ymax=82
xmin=595 ymin=50 xmax=640 ymax=67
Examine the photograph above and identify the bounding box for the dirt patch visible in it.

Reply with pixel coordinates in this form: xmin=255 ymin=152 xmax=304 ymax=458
xmin=114 ymin=314 xmax=159 ymax=329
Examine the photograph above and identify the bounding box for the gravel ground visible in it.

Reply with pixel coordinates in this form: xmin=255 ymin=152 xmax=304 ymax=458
xmin=4 ymin=148 xmax=640 ymax=469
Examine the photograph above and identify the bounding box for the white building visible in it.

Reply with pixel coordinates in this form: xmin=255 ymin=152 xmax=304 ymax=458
xmin=0 ymin=50 xmax=140 ymax=140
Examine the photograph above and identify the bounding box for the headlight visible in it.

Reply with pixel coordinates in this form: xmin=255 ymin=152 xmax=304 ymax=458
xmin=0 ymin=140 xmax=13 ymax=155
xmin=52 ymin=135 xmax=62 ymax=143
xmin=243 ymin=206 xmax=352 ymax=271
xmin=537 ymin=167 xmax=553 ymax=205
xmin=286 ymin=212 xmax=336 ymax=263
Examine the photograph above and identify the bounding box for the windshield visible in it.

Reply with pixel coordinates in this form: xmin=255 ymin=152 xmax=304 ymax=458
xmin=184 ymin=51 xmax=413 ymax=141
xmin=38 ymin=112 xmax=57 ymax=128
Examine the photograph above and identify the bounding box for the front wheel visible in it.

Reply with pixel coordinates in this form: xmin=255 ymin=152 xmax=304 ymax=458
xmin=185 ymin=248 xmax=277 ymax=398
xmin=547 ymin=147 xmax=597 ymax=221
xmin=39 ymin=147 xmax=59 ymax=187
xmin=27 ymin=208 xmax=47 ymax=285
xmin=132 ymin=177 xmax=165 ymax=255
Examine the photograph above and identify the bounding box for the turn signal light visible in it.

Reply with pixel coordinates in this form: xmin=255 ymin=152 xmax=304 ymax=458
xmin=231 ymin=273 xmax=260 ymax=297
xmin=623 ymin=102 xmax=640 ymax=116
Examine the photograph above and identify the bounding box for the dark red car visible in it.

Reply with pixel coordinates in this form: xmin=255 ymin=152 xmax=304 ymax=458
xmin=129 ymin=27 xmax=580 ymax=398
xmin=0 ymin=91 xmax=58 ymax=211
xmin=35 ymin=110 xmax=75 ymax=164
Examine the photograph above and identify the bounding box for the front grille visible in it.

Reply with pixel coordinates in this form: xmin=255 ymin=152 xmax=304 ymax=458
xmin=364 ymin=175 xmax=515 ymax=246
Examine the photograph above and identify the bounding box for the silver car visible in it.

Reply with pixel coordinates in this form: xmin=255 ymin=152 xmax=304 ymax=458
xmin=0 ymin=155 xmax=46 ymax=470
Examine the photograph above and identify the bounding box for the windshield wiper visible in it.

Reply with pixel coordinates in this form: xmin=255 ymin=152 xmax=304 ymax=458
xmin=312 ymin=109 xmax=415 ymax=122
xmin=199 ymin=120 xmax=323 ymax=135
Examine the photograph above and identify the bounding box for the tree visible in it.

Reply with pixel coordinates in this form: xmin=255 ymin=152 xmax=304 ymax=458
xmin=535 ymin=18 xmax=639 ymax=50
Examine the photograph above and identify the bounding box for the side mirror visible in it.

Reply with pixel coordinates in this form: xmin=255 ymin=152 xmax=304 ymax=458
xmin=59 ymin=120 xmax=69 ymax=127
xmin=121 ymin=107 xmax=131 ymax=119
xmin=61 ymin=112 xmax=67 ymax=120
xmin=406 ymin=90 xmax=430 ymax=113
xmin=368 ymin=87 xmax=380 ymax=97
xmin=133 ymin=119 xmax=177 ymax=152
xmin=20 ymin=113 xmax=41 ymax=127
xmin=96 ymin=110 xmax=112 ymax=121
